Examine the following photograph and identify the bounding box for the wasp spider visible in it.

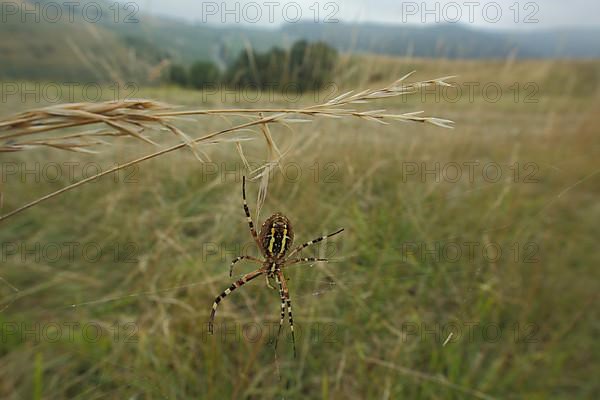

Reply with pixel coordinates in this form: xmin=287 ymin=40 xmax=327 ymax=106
xmin=208 ymin=177 xmax=344 ymax=357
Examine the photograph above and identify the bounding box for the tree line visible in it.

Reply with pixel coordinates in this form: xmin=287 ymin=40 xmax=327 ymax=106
xmin=167 ymin=40 xmax=338 ymax=92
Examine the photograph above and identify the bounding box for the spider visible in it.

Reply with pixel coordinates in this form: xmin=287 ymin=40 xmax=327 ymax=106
xmin=208 ymin=176 xmax=344 ymax=357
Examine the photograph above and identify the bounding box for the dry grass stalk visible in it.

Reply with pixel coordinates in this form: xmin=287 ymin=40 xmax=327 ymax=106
xmin=0 ymin=74 xmax=454 ymax=223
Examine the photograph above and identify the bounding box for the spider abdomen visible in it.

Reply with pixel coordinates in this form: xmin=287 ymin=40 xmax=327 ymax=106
xmin=259 ymin=213 xmax=294 ymax=258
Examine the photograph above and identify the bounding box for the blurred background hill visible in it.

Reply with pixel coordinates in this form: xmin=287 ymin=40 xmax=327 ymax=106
xmin=2 ymin=0 xmax=600 ymax=82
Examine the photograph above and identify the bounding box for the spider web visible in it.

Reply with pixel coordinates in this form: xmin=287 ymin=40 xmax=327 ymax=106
xmin=1 ymin=161 xmax=590 ymax=397
xmin=2 ymin=161 xmax=585 ymax=315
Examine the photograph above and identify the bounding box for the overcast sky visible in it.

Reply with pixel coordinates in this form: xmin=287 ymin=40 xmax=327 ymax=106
xmin=136 ymin=0 xmax=600 ymax=30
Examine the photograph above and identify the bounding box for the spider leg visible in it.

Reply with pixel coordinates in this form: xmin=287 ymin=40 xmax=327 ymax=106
xmin=277 ymin=269 xmax=297 ymax=358
xmin=286 ymin=257 xmax=329 ymax=266
xmin=208 ymin=269 xmax=263 ymax=334
xmin=265 ymin=274 xmax=276 ymax=290
xmin=287 ymin=228 xmax=344 ymax=259
xmin=274 ymin=273 xmax=286 ymax=353
xmin=229 ymin=255 xmax=263 ymax=277
xmin=242 ymin=176 xmax=265 ymax=256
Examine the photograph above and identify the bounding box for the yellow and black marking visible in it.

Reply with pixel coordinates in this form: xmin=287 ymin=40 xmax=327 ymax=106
xmin=266 ymin=224 xmax=291 ymax=256
xmin=260 ymin=214 xmax=294 ymax=258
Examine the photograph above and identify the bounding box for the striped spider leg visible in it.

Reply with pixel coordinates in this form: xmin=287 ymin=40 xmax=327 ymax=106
xmin=286 ymin=228 xmax=344 ymax=260
xmin=242 ymin=176 xmax=265 ymax=257
xmin=274 ymin=269 xmax=296 ymax=358
xmin=270 ymin=228 xmax=344 ymax=354
xmin=208 ymin=269 xmax=262 ymax=334
xmin=229 ymin=255 xmax=262 ymax=277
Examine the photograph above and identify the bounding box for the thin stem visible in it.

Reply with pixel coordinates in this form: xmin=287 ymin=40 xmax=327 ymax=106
xmin=0 ymin=114 xmax=280 ymax=223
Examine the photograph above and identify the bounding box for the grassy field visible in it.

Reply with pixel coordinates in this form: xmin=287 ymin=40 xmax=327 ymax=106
xmin=0 ymin=57 xmax=599 ymax=399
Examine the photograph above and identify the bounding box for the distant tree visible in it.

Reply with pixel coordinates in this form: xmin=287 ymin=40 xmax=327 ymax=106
xmin=189 ymin=61 xmax=221 ymax=89
xmin=169 ymin=64 xmax=188 ymax=87
xmin=225 ymin=49 xmax=285 ymax=88
xmin=289 ymin=40 xmax=338 ymax=91
xmin=225 ymin=40 xmax=338 ymax=92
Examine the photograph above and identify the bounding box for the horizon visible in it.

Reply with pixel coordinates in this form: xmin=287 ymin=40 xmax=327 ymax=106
xmin=136 ymin=0 xmax=600 ymax=31
xmin=148 ymin=17 xmax=600 ymax=34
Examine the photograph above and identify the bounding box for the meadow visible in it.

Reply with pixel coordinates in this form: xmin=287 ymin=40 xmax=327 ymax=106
xmin=0 ymin=56 xmax=599 ymax=399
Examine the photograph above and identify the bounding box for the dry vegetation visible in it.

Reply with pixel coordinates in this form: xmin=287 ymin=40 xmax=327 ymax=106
xmin=0 ymin=56 xmax=599 ymax=399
